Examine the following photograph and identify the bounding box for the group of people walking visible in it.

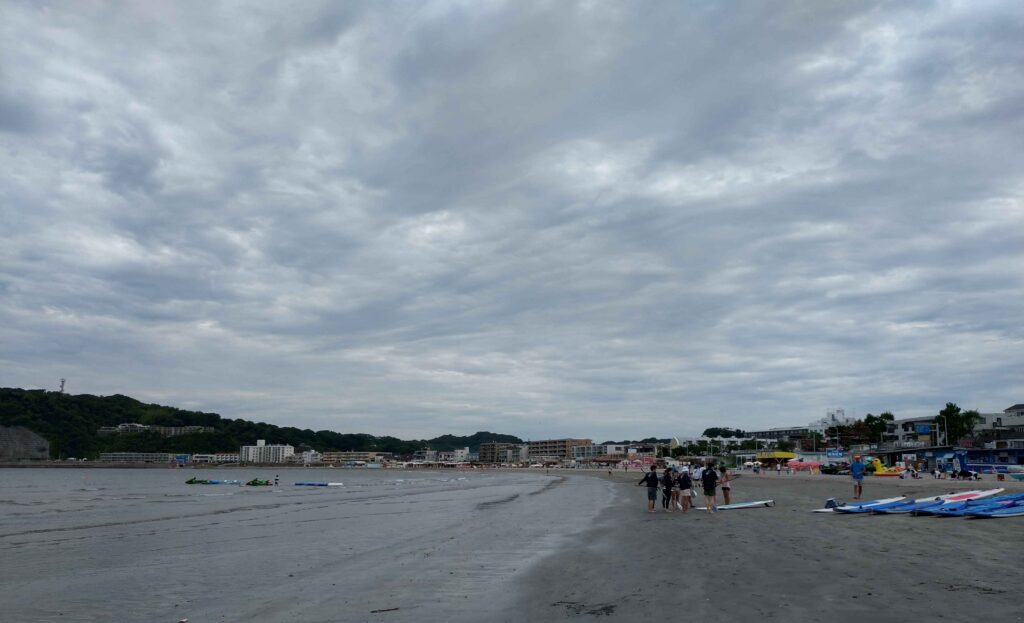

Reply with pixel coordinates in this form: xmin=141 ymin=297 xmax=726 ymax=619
xmin=638 ymin=462 xmax=732 ymax=514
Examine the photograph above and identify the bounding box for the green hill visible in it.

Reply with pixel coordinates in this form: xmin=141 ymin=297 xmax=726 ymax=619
xmin=0 ymin=388 xmax=521 ymax=459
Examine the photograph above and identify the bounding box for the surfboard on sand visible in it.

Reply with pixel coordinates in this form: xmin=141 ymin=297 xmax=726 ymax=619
xmin=694 ymin=499 xmax=774 ymax=511
xmin=811 ymin=496 xmax=905 ymax=513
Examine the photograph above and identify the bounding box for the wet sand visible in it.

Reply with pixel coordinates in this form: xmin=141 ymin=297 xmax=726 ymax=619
xmin=514 ymin=471 xmax=1024 ymax=622
xmin=2 ymin=469 xmax=1021 ymax=622
xmin=0 ymin=468 xmax=611 ymax=623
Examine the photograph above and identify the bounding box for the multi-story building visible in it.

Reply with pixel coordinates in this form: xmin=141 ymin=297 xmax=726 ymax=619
xmin=98 ymin=452 xmax=177 ymax=463
xmin=413 ymin=449 xmax=438 ymax=463
xmin=745 ymin=426 xmax=810 ymax=441
xmin=976 ymin=404 xmax=1024 ymax=432
xmin=300 ymin=450 xmax=322 ymax=465
xmin=97 ymin=423 xmax=215 ymax=437
xmin=320 ymin=451 xmax=391 ymax=464
xmin=479 ymin=442 xmax=519 ymax=463
xmin=501 ymin=445 xmax=529 ymax=464
xmin=528 ymin=438 xmax=592 ymax=462
xmin=437 ymin=448 xmax=470 ymax=463
xmin=239 ymin=440 xmax=295 ymax=464
xmin=572 ymin=444 xmax=627 ymax=462
xmin=191 ymin=453 xmax=240 ymax=464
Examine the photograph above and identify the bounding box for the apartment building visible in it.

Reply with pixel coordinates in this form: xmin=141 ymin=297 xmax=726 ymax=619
xmin=572 ymin=444 xmax=627 ymax=461
xmin=320 ymin=451 xmax=391 ymax=464
xmin=98 ymin=452 xmax=176 ymax=463
xmin=191 ymin=453 xmax=240 ymax=464
xmin=479 ymin=442 xmax=518 ymax=463
xmin=528 ymin=438 xmax=592 ymax=462
xmin=239 ymin=440 xmax=295 ymax=464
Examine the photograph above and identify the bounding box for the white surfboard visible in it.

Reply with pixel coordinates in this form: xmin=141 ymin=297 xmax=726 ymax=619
xmin=812 ymin=496 xmax=905 ymax=513
xmin=694 ymin=499 xmax=774 ymax=510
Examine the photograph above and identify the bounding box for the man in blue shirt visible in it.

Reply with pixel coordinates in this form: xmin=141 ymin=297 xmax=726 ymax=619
xmin=850 ymin=455 xmax=866 ymax=499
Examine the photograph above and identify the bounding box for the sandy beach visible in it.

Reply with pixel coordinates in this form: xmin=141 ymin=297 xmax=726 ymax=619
xmin=1 ymin=468 xmax=1021 ymax=622
xmin=514 ymin=471 xmax=1024 ymax=622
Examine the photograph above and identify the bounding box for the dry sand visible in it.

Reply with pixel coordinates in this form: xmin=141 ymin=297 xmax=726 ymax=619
xmin=512 ymin=471 xmax=1024 ymax=622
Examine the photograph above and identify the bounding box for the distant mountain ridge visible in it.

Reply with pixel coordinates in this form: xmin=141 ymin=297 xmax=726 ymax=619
xmin=0 ymin=388 xmax=522 ymax=459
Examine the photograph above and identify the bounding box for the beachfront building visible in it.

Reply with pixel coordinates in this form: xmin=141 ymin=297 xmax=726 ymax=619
xmin=99 ymin=452 xmax=178 ymax=463
xmin=320 ymin=451 xmax=391 ymax=464
xmin=191 ymin=453 xmax=240 ymax=464
xmin=572 ymin=444 xmax=627 ymax=465
xmin=239 ymin=440 xmax=295 ymax=464
xmin=414 ymin=449 xmax=438 ymax=463
xmin=300 ymin=450 xmax=322 ymax=465
xmin=479 ymin=442 xmax=526 ymax=464
xmin=436 ymin=447 xmax=470 ymax=463
xmin=528 ymin=438 xmax=591 ymax=463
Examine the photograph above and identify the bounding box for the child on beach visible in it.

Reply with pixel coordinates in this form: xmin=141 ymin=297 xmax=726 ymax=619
xmin=720 ymin=466 xmax=732 ymax=505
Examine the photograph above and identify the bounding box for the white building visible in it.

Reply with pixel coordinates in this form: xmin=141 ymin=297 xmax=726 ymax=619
xmin=976 ymin=405 xmax=1024 ymax=432
xmin=239 ymin=440 xmax=295 ymax=464
xmin=300 ymin=450 xmax=322 ymax=465
xmin=807 ymin=409 xmax=858 ymax=434
xmin=572 ymin=444 xmax=628 ymax=461
xmin=191 ymin=453 xmax=240 ymax=464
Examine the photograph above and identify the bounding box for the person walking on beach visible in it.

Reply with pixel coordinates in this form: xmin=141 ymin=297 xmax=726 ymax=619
xmin=701 ymin=462 xmax=719 ymax=513
xmin=720 ymin=466 xmax=732 ymax=505
xmin=850 ymin=455 xmax=865 ymax=500
xmin=661 ymin=467 xmax=675 ymax=511
xmin=638 ymin=465 xmax=660 ymax=513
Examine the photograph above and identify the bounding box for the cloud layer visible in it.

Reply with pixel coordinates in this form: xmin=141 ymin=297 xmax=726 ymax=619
xmin=2 ymin=1 xmax=1023 ymax=439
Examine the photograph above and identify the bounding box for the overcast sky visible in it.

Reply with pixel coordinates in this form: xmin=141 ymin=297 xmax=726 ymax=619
xmin=2 ymin=1 xmax=1022 ymax=440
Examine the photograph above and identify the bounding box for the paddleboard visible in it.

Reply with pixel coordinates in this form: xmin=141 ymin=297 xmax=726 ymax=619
xmin=294 ymin=482 xmax=343 ymax=487
xmin=693 ymin=499 xmax=774 ymax=511
xmin=870 ymin=490 xmax=998 ymax=515
xmin=926 ymin=493 xmax=1024 ymax=517
xmin=967 ymin=504 xmax=1024 ymax=518
xmin=910 ymin=488 xmax=1005 ymax=515
xmin=812 ymin=496 xmax=905 ymax=513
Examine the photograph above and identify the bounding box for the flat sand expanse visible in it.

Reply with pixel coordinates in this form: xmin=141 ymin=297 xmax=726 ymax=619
xmin=512 ymin=471 xmax=1024 ymax=622
xmin=3 ymin=469 xmax=1021 ymax=622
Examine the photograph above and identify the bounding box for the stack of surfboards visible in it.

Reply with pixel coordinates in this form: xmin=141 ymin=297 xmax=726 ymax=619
xmin=812 ymin=488 xmax=1024 ymax=518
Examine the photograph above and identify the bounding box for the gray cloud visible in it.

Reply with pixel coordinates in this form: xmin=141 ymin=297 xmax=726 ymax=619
xmin=2 ymin=1 xmax=1023 ymax=440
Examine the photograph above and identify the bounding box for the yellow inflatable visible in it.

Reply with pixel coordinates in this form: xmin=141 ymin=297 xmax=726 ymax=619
xmin=870 ymin=458 xmax=903 ymax=477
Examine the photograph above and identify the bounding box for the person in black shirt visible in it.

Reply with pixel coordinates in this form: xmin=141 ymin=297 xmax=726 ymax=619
xmin=637 ymin=465 xmax=659 ymax=513
xmin=676 ymin=469 xmax=693 ymax=513
xmin=701 ymin=462 xmax=719 ymax=514
xmin=661 ymin=468 xmax=674 ymax=511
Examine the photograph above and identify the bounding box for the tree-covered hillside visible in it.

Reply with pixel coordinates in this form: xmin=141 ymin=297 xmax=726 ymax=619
xmin=0 ymin=388 xmax=521 ymax=459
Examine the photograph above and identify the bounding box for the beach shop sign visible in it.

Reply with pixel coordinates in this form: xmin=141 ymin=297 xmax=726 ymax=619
xmin=826 ymin=448 xmax=844 ymax=460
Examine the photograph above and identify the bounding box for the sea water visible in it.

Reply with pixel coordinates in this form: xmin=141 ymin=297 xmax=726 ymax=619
xmin=0 ymin=468 xmax=611 ymax=622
